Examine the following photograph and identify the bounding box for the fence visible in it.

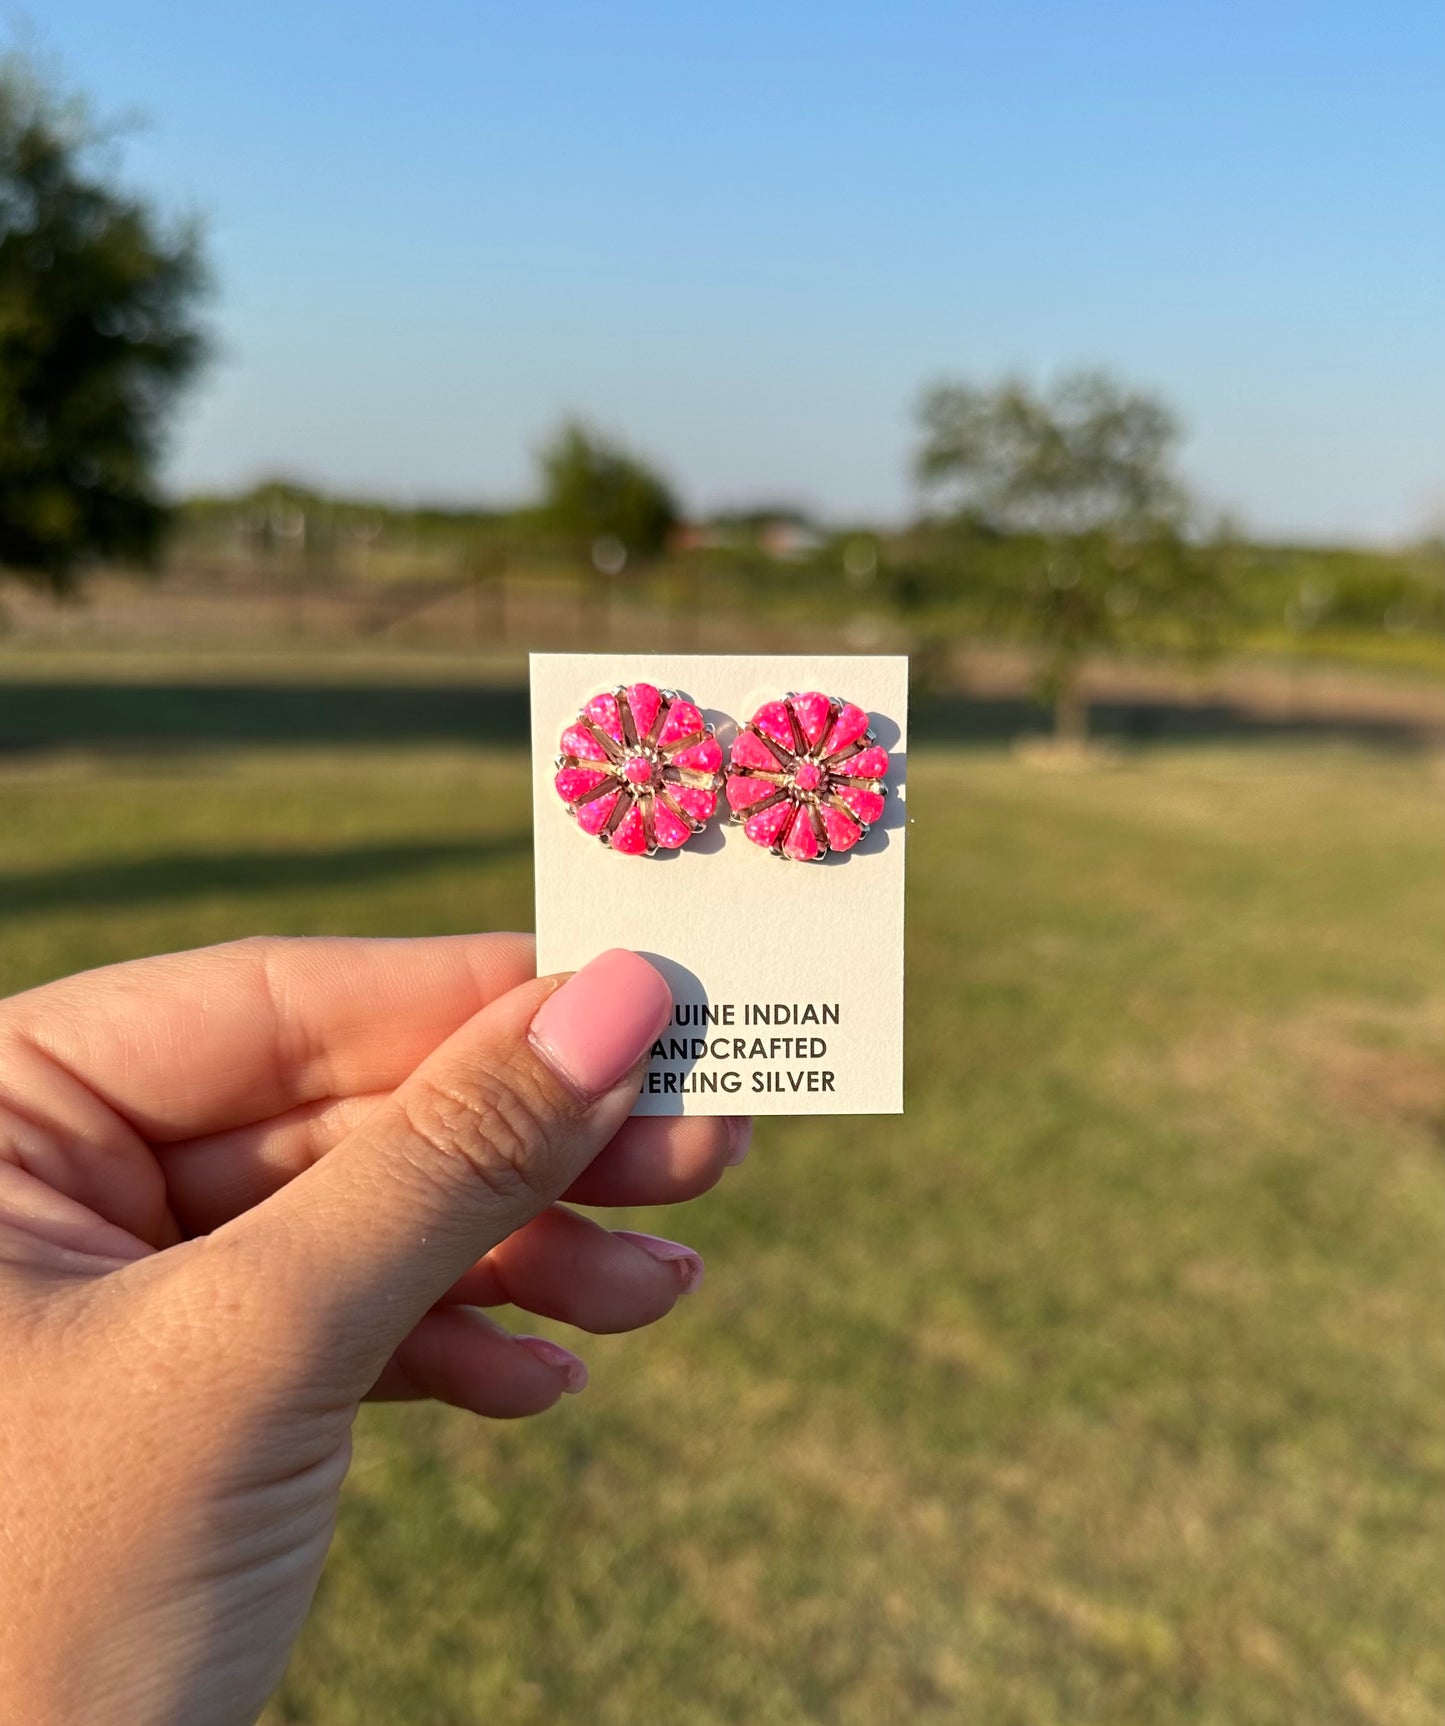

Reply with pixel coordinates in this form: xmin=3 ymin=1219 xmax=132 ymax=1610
xmin=0 ymin=560 xmax=900 ymax=659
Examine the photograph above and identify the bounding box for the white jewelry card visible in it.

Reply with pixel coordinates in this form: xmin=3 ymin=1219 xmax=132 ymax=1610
xmin=531 ymin=654 xmax=907 ymax=1116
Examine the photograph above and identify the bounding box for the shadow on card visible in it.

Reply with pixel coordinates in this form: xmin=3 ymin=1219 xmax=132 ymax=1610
xmin=825 ymin=706 xmax=904 ymax=860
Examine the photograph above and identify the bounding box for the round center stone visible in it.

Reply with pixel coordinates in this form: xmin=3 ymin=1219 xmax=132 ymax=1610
xmin=792 ymin=760 xmax=824 ymax=794
xmin=623 ymin=754 xmax=655 ymax=786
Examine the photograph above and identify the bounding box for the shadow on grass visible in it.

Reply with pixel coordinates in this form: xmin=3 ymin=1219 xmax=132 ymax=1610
xmin=0 ymin=680 xmax=1434 ymax=756
xmin=0 ymin=834 xmax=530 ymax=920
xmin=0 ymin=682 xmax=532 ymax=753
xmin=913 ymin=692 xmax=1437 ymax=749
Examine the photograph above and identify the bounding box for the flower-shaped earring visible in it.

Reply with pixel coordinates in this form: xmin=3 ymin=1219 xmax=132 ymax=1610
xmin=725 ymin=691 xmax=889 ymax=860
xmin=554 ymin=682 xmax=723 ymax=855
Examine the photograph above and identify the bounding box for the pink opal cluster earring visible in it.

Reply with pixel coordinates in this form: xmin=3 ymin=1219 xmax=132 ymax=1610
xmin=725 ymin=691 xmax=889 ymax=860
xmin=553 ymin=682 xmax=723 ymax=855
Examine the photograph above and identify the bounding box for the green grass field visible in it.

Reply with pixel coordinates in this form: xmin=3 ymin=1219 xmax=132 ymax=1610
xmin=3 ymin=679 xmax=1444 ymax=1725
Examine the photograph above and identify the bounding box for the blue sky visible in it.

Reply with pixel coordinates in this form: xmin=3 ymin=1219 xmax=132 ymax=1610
xmin=34 ymin=1 xmax=1445 ymax=540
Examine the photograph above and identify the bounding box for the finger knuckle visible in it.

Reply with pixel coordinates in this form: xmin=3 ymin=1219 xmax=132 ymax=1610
xmin=400 ymin=1067 xmax=552 ymax=1205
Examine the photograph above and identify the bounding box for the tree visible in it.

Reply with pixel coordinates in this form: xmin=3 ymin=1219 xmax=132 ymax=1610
xmin=537 ymin=421 xmax=679 ymax=569
xmin=0 ymin=54 xmax=208 ymax=590
xmin=915 ymin=369 xmax=1225 ymax=742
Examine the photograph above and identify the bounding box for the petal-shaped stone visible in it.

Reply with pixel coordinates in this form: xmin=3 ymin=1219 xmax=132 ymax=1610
xmin=744 ymin=799 xmax=794 ymax=848
xmin=792 ymin=691 xmax=831 ymax=749
xmin=840 ymin=745 xmax=889 ymax=781
xmin=726 ymin=774 xmax=776 ymax=813
xmin=652 ymin=799 xmax=692 ymax=848
xmin=626 ymin=682 xmax=663 ymax=741
xmin=783 ymin=808 xmax=820 ymax=860
xmin=824 ymin=702 xmax=870 ymax=756
xmin=821 ymin=804 xmax=863 ymax=852
xmin=555 ymin=766 xmax=611 ymax=804
xmin=671 ymin=736 xmax=722 ymax=775
xmin=584 ymin=692 xmax=624 ymax=742
xmin=668 ymin=783 xmax=717 ymax=822
xmin=560 ymin=721 xmax=609 ymax=762
xmin=575 ymin=788 xmax=620 ymax=835
xmin=610 ymin=801 xmax=648 ymax=854
xmin=752 ymin=700 xmax=796 ymax=753
xmin=833 ymin=784 xmax=885 ymax=826
xmin=657 ymin=698 xmax=704 ymax=747
xmin=731 ymin=729 xmax=783 ymax=770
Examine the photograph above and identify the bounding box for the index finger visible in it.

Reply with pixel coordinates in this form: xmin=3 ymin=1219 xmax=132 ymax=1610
xmin=0 ymin=933 xmax=536 ymax=1141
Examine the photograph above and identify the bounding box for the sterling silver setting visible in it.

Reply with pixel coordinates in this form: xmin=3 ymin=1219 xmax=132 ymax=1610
xmin=725 ymin=690 xmax=890 ymax=861
xmin=553 ymin=682 xmax=723 ymax=856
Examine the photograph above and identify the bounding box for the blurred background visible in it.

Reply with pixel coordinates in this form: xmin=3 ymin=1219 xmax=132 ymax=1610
xmin=4 ymin=4 xmax=1445 ymax=1721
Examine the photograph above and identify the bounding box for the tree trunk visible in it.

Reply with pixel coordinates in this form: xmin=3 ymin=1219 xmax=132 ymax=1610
xmin=674 ymin=560 xmax=701 ymax=652
xmin=1054 ymin=673 xmax=1088 ymax=744
xmin=470 ymin=546 xmax=506 ymax=646
xmin=580 ymin=572 xmax=605 ymax=649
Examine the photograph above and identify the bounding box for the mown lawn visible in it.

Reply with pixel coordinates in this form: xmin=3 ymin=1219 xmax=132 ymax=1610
xmin=2 ymin=703 xmax=1443 ymax=1725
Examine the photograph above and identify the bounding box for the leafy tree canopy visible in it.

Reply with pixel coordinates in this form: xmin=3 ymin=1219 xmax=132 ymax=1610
xmin=0 ymin=53 xmax=208 ymax=588
xmin=913 ymin=370 xmax=1227 ymax=741
xmin=915 ymin=368 xmax=1185 ymax=537
xmin=537 ymin=421 xmax=679 ymax=566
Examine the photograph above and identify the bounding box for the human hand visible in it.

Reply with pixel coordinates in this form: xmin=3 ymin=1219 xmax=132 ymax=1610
xmin=0 ymin=935 xmax=747 ymax=1726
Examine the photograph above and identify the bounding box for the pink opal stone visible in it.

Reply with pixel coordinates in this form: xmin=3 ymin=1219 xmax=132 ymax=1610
xmin=575 ymin=788 xmax=620 ymax=835
xmin=834 ymin=784 xmax=885 ymax=826
xmin=626 ymin=682 xmax=662 ymax=740
xmin=783 ymin=809 xmax=820 ymax=860
xmin=657 ymin=698 xmax=704 ymax=747
xmin=726 ymin=774 xmax=775 ymax=812
xmin=792 ymin=692 xmax=832 ymax=749
xmin=744 ymin=800 xmax=793 ymax=848
xmin=668 ymin=783 xmax=717 ymax=822
xmin=792 ymin=760 xmax=824 ymax=793
xmin=652 ymin=800 xmax=692 ymax=848
xmin=752 ymin=700 xmax=796 ymax=753
xmin=610 ymin=802 xmax=648 ymax=854
xmin=824 ymin=702 xmax=870 ymax=756
xmin=623 ymin=754 xmax=654 ymax=786
xmin=560 ymin=721 xmax=609 ymax=762
xmin=555 ymin=765 xmax=611 ymax=804
xmin=821 ymin=804 xmax=863 ymax=852
xmin=731 ymin=729 xmax=783 ymax=771
xmin=841 ymin=745 xmax=889 ymax=781
xmin=584 ymin=692 xmax=624 ymax=742
xmin=671 ymin=736 xmax=722 ymax=775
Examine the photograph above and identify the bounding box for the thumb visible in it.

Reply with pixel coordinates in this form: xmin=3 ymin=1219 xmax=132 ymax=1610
xmin=226 ymin=947 xmax=672 ymax=1387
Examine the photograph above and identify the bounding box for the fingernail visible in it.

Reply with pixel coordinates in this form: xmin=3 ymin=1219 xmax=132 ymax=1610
xmin=530 ymin=949 xmax=672 ymax=1097
xmin=614 ymin=1230 xmax=705 ymax=1294
xmin=514 ymin=1335 xmax=589 ymax=1394
xmin=724 ymin=1116 xmax=754 ymax=1166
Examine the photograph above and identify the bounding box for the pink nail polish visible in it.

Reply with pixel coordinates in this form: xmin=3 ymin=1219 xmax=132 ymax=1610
xmin=724 ymin=1116 xmax=754 ymax=1166
xmin=614 ymin=1230 xmax=705 ymax=1293
xmin=514 ymin=1335 xmax=589 ymax=1394
xmin=529 ymin=949 xmax=672 ymax=1097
